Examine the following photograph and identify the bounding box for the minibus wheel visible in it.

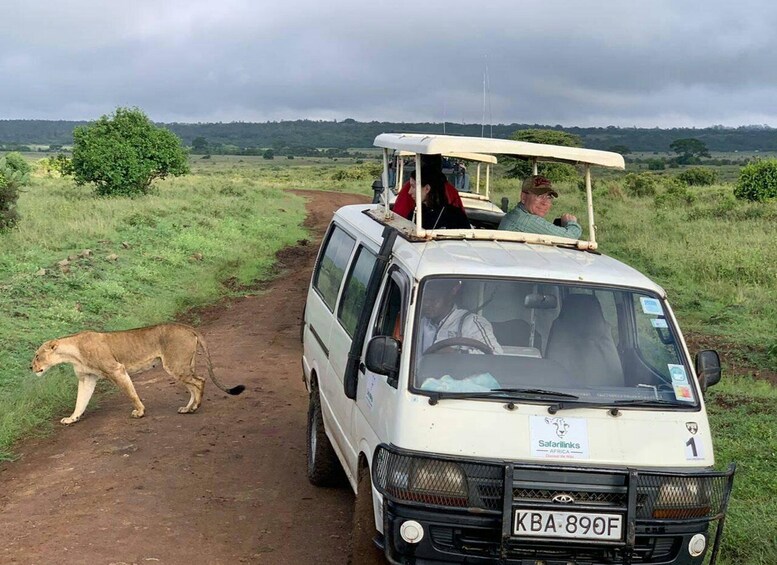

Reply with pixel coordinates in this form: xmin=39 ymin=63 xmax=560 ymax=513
xmin=350 ymin=466 xmax=385 ymax=564
xmin=306 ymin=391 xmax=342 ymax=486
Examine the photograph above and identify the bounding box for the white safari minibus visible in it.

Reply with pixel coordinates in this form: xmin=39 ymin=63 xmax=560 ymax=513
xmin=302 ymin=134 xmax=735 ymax=565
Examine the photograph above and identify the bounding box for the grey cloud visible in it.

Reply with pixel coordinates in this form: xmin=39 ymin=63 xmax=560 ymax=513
xmin=3 ymin=0 xmax=777 ymax=126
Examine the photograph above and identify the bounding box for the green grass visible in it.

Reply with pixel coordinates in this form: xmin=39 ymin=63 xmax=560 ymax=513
xmin=706 ymin=377 xmax=777 ymax=564
xmin=0 ymin=157 xmax=308 ymax=459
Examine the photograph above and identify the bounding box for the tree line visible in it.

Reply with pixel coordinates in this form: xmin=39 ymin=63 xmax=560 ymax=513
xmin=3 ymin=119 xmax=777 ymax=153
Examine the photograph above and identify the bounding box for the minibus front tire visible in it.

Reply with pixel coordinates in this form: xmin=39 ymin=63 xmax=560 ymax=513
xmin=306 ymin=390 xmax=342 ymax=487
xmin=350 ymin=465 xmax=385 ymax=564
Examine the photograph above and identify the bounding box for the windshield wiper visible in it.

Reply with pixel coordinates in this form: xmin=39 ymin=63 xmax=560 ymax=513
xmin=427 ymin=388 xmax=578 ymax=406
xmin=491 ymin=388 xmax=579 ymax=399
xmin=548 ymin=398 xmax=693 ymax=414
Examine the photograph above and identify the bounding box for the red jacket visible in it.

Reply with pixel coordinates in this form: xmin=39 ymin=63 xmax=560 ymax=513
xmin=393 ymin=180 xmax=464 ymax=219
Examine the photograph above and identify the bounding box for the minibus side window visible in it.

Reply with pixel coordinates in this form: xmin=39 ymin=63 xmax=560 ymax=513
xmin=337 ymin=246 xmax=378 ymax=337
xmin=375 ymin=278 xmax=405 ymax=341
xmin=313 ymin=226 xmax=356 ymax=311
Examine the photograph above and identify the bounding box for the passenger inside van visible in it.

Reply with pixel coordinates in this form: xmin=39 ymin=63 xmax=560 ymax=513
xmin=413 ymin=170 xmax=470 ymax=230
xmin=393 ymin=154 xmax=465 ymax=219
xmin=499 ymin=175 xmax=582 ymax=239
xmin=419 ymin=279 xmax=503 ymax=354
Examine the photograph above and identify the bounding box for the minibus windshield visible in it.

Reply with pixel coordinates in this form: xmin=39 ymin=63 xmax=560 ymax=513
xmin=413 ymin=277 xmax=699 ymax=408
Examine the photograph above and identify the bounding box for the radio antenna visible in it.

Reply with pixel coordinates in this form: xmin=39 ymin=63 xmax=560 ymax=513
xmin=481 ymin=57 xmax=493 ymax=138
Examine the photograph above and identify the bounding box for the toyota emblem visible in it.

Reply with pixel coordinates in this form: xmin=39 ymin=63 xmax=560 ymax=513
xmin=552 ymin=493 xmax=575 ymax=504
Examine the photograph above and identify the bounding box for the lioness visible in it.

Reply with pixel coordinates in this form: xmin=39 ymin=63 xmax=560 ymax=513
xmin=31 ymin=323 xmax=245 ymax=425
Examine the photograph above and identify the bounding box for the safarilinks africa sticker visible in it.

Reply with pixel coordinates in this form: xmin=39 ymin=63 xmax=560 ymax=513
xmin=640 ymin=297 xmax=663 ymax=316
xmin=651 ymin=318 xmax=668 ymax=329
xmin=530 ymin=416 xmax=590 ymax=460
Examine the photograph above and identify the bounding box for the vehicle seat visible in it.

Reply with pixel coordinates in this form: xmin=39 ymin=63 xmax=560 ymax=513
xmin=544 ymin=294 xmax=624 ymax=387
xmin=491 ymin=319 xmax=543 ymax=349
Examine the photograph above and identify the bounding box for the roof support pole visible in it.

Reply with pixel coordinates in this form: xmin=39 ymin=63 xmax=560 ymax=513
xmin=396 ymin=156 xmax=404 ymax=193
xmin=414 ymin=154 xmax=423 ymax=236
xmin=476 ymin=163 xmax=482 ymax=194
xmin=585 ymin=164 xmax=596 ymax=244
xmin=486 ymin=164 xmax=491 ymax=199
xmin=381 ymin=148 xmax=391 ymax=216
xmin=532 ymin=158 xmax=538 ymax=176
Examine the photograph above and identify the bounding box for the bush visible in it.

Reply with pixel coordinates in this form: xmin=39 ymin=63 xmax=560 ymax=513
xmin=0 ymin=168 xmax=21 ymax=231
xmin=735 ymin=159 xmax=777 ymax=201
xmin=39 ymin=153 xmax=74 ymax=177
xmin=331 ymin=162 xmax=383 ymax=182
xmin=677 ymin=167 xmax=718 ymax=186
xmin=4 ymin=152 xmax=32 ymax=178
xmin=72 ymin=107 xmax=189 ymax=197
xmin=646 ymin=158 xmax=666 ymax=171
xmin=655 ymin=177 xmax=695 ymax=207
xmin=623 ymin=173 xmax=658 ymax=197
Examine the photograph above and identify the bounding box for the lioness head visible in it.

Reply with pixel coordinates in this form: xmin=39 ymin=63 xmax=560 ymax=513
xmin=31 ymin=340 xmax=60 ymax=376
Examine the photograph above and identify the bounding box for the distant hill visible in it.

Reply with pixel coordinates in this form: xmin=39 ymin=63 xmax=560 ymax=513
xmin=2 ymin=119 xmax=777 ymax=153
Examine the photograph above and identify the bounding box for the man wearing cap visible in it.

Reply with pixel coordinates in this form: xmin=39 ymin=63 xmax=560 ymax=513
xmin=498 ymin=175 xmax=582 ymax=239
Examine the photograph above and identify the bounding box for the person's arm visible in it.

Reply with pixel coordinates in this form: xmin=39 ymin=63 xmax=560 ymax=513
xmin=499 ymin=207 xmax=582 ymax=239
xmin=463 ymin=315 xmax=504 ymax=354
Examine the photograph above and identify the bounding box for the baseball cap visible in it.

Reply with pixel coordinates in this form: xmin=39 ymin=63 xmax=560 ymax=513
xmin=521 ymin=175 xmax=559 ymax=198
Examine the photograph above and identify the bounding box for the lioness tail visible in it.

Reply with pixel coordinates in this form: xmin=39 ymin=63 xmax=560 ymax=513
xmin=193 ymin=330 xmax=245 ymax=395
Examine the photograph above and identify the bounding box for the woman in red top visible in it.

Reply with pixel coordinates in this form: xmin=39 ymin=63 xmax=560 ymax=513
xmin=392 ymin=157 xmax=464 ymax=220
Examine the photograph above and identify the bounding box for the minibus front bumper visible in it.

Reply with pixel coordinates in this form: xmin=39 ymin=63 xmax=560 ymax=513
xmin=372 ymin=445 xmax=735 ymax=565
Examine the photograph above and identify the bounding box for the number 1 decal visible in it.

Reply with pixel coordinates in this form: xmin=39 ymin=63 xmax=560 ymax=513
xmin=685 ymin=436 xmax=705 ymax=460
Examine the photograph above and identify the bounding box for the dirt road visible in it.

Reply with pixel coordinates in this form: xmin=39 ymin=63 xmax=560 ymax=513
xmin=0 ymin=190 xmax=370 ymax=565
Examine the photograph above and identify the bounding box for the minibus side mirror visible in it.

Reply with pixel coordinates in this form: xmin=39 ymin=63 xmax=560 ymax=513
xmin=365 ymin=336 xmax=400 ymax=379
xmin=695 ymin=350 xmax=722 ymax=391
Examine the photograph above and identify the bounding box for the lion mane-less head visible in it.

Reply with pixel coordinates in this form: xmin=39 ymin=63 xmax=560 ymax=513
xmin=31 ymin=340 xmax=61 ymax=376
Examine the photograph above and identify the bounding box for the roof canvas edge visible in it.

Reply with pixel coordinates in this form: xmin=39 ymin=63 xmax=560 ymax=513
xmin=375 ymin=133 xmax=625 ymax=169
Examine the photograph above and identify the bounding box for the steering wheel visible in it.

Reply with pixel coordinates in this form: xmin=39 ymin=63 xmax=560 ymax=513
xmin=424 ymin=337 xmax=494 ymax=355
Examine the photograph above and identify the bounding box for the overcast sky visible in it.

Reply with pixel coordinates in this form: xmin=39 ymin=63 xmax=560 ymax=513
xmin=2 ymin=0 xmax=776 ymax=127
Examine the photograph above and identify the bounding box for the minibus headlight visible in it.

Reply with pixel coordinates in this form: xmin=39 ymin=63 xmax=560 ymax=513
xmin=410 ymin=460 xmax=468 ymax=497
xmin=384 ymin=458 xmax=468 ymax=507
xmin=653 ymin=477 xmax=711 ymax=519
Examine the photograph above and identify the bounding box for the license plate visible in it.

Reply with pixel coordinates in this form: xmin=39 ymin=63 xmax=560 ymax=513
xmin=513 ymin=509 xmax=623 ymax=541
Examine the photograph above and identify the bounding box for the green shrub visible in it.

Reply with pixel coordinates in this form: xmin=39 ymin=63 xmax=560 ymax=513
xmin=331 ymin=162 xmax=383 ymax=182
xmin=623 ymin=173 xmax=658 ymax=197
xmin=646 ymin=158 xmax=666 ymax=171
xmin=655 ymin=177 xmax=696 ymax=207
xmin=677 ymin=167 xmax=718 ymax=186
xmin=72 ymin=107 xmax=189 ymax=197
xmin=0 ymin=152 xmax=31 ymax=231
xmin=735 ymin=158 xmax=777 ymax=201
xmin=4 ymin=152 xmax=32 ymax=178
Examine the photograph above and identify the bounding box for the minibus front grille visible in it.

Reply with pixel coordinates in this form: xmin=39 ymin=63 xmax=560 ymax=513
xmin=513 ymin=487 xmax=628 ymax=507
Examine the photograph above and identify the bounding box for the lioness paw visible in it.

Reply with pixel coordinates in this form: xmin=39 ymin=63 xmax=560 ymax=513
xmin=131 ymin=409 xmax=145 ymax=418
xmin=61 ymin=416 xmax=78 ymax=425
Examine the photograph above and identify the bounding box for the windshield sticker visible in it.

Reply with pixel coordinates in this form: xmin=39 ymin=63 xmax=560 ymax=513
xmin=530 ymin=416 xmax=589 ymax=460
xmin=668 ymin=364 xmax=689 ymax=384
xmin=640 ymin=297 xmax=663 ymax=316
xmin=673 ymin=384 xmax=694 ymax=402
xmin=685 ymin=435 xmax=706 ymax=460
xmin=651 ymin=318 xmax=668 ymax=329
